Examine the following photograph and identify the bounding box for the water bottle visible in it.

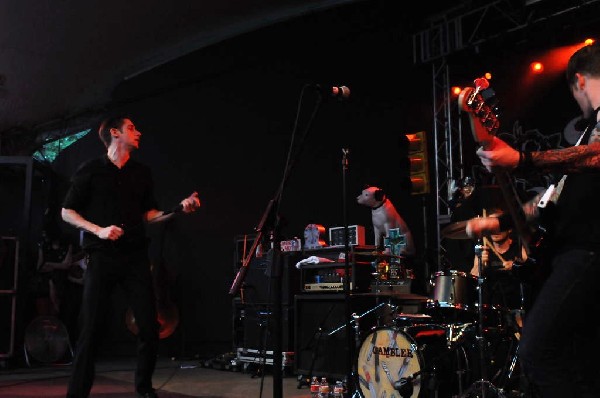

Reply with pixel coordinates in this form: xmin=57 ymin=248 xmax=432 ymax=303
xmin=332 ymin=380 xmax=344 ymax=398
xmin=318 ymin=377 xmax=330 ymax=398
xmin=310 ymin=376 xmax=320 ymax=398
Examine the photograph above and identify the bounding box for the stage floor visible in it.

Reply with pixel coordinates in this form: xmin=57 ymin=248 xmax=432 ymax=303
xmin=0 ymin=356 xmax=311 ymax=398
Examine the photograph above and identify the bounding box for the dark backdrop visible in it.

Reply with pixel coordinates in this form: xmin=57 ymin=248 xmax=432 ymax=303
xmin=46 ymin=4 xmax=433 ymax=359
xmin=13 ymin=1 xmax=599 ymax=361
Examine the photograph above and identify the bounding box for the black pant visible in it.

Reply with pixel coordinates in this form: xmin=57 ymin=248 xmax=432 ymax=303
xmin=66 ymin=248 xmax=159 ymax=398
xmin=519 ymin=249 xmax=600 ymax=398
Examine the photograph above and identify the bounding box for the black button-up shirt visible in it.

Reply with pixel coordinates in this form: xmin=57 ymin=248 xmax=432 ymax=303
xmin=63 ymin=155 xmax=159 ymax=251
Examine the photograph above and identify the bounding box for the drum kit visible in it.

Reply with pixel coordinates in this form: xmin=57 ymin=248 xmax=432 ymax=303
xmin=345 ymin=221 xmax=525 ymax=398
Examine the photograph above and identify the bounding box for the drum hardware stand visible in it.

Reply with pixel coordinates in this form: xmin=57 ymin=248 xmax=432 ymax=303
xmin=371 ymin=264 xmax=386 ymax=326
xmin=460 ymin=238 xmax=506 ymax=398
xmin=326 ymin=301 xmax=389 ymax=398
xmin=387 ymin=353 xmax=459 ymax=398
xmin=492 ymin=282 xmax=528 ymax=394
xmin=391 ymin=369 xmax=423 ymax=398
xmin=491 ymin=337 xmax=520 ymax=393
xmin=328 ymin=302 xmax=388 ymax=337
xmin=383 ymin=302 xmax=400 ymax=327
xmin=370 ymin=270 xmax=401 ymax=328
xmin=335 ymin=303 xmax=388 ymax=398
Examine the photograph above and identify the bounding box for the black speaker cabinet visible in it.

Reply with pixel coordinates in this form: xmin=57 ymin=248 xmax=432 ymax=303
xmin=294 ymin=294 xmax=381 ymax=380
xmin=233 ymin=298 xmax=294 ymax=352
xmin=237 ymin=253 xmax=302 ymax=306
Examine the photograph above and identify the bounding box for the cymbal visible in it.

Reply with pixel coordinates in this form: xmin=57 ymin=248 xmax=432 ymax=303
xmin=441 ymin=220 xmax=472 ymax=239
xmin=351 ymin=292 xmax=429 ymax=301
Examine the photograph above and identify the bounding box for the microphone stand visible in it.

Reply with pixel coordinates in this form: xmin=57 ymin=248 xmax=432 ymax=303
xmin=461 ymin=238 xmax=506 ymax=398
xmin=228 ymin=84 xmax=324 ymax=398
xmin=341 ymin=148 xmax=358 ymax=395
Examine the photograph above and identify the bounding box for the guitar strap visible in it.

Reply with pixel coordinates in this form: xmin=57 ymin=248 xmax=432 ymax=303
xmin=539 ymin=111 xmax=598 ymax=207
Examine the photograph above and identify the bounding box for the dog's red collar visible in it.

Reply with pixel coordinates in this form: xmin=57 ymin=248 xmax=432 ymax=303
xmin=371 ymin=198 xmax=387 ymax=210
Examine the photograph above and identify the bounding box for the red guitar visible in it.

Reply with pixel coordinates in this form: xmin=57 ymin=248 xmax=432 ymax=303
xmin=458 ymin=77 xmax=536 ymax=255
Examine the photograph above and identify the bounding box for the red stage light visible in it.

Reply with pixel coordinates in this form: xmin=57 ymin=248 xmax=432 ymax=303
xmin=530 ymin=61 xmax=544 ymax=74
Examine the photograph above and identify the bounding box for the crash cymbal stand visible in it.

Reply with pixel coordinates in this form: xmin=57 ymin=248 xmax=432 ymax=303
xmin=461 ymin=238 xmax=506 ymax=398
xmin=491 ymin=282 xmax=528 ymax=393
xmin=327 ymin=301 xmax=389 ymax=339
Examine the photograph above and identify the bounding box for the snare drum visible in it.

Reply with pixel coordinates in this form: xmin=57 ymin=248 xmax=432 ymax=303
xmin=357 ymin=325 xmax=469 ymax=397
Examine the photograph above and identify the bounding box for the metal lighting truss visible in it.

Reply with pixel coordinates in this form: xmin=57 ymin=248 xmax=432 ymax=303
xmin=412 ymin=0 xmax=600 ymax=268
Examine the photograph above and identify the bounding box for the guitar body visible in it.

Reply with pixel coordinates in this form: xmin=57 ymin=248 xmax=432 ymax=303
xmin=125 ymin=223 xmax=180 ymax=340
xmin=125 ymin=259 xmax=180 ymax=340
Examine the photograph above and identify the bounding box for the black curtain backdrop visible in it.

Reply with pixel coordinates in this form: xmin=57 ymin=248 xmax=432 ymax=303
xmin=48 ymin=10 xmax=431 ymax=359
xmin=32 ymin=1 xmax=596 ymax=360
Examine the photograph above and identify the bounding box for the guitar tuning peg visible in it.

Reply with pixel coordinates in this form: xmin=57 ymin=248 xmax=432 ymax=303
xmin=474 ymin=77 xmax=490 ymax=90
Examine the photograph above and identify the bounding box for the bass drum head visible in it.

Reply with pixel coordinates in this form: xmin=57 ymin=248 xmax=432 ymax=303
xmin=357 ymin=327 xmax=423 ymax=398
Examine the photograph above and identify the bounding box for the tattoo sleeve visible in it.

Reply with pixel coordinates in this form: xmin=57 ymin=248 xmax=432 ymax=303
xmin=532 ymin=142 xmax=600 ymax=173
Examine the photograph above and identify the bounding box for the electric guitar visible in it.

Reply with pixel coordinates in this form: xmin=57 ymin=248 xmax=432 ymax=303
xmin=458 ymin=77 xmax=547 ymax=281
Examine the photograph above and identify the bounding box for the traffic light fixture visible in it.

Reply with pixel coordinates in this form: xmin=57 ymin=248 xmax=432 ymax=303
xmin=405 ymin=131 xmax=429 ymax=195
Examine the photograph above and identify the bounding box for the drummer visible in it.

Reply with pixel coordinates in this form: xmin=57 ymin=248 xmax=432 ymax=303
xmin=470 ymin=207 xmax=527 ymax=311
xmin=444 ymin=176 xmax=480 ymax=273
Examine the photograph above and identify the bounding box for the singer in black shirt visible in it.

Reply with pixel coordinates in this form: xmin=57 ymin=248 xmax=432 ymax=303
xmin=62 ymin=115 xmax=201 ymax=398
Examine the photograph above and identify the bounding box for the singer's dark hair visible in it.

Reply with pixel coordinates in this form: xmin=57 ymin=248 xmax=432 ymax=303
xmin=98 ymin=114 xmax=132 ymax=148
xmin=566 ymin=42 xmax=600 ymax=87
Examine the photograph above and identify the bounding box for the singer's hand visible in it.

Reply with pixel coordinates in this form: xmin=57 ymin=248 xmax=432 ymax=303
xmin=180 ymin=191 xmax=201 ymax=213
xmin=96 ymin=225 xmax=124 ymax=240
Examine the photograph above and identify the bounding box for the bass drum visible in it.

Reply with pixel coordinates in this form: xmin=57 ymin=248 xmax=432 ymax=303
xmin=357 ymin=325 xmax=470 ymax=398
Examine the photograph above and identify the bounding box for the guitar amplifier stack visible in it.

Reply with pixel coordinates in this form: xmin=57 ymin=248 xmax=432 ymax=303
xmin=232 ymin=236 xmax=303 ymax=371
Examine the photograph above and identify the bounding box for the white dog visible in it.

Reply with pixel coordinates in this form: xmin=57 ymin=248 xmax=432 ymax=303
xmin=357 ymin=186 xmax=415 ymax=256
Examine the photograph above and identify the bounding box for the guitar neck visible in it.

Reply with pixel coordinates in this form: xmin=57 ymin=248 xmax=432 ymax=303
xmin=494 ymin=171 xmax=532 ymax=255
xmin=459 ymin=78 xmax=532 ymax=254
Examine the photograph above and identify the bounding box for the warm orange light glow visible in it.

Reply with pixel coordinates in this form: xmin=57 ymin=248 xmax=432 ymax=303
xmin=585 ymin=38 xmax=595 ymax=46
xmin=484 ymin=72 xmax=492 ymax=80
xmin=530 ymin=61 xmax=544 ymax=74
xmin=515 ymin=40 xmax=595 ymax=116
xmin=451 ymin=86 xmax=462 ymax=96
xmin=406 ymin=133 xmax=424 ymax=153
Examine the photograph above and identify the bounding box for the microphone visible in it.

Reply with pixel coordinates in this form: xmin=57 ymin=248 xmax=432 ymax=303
xmin=315 ymin=84 xmax=350 ymax=100
xmin=165 ymin=203 xmax=183 ymax=215
xmin=393 ymin=377 xmax=414 ymax=398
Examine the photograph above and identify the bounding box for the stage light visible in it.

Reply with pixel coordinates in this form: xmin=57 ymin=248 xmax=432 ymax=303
xmin=484 ymin=72 xmax=492 ymax=80
xmin=451 ymin=86 xmax=462 ymax=96
xmin=530 ymin=61 xmax=544 ymax=74
xmin=585 ymin=38 xmax=595 ymax=46
xmin=406 ymin=131 xmax=430 ymax=195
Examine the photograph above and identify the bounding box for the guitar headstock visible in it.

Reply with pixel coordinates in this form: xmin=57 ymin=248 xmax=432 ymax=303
xmin=458 ymin=77 xmax=500 ymax=149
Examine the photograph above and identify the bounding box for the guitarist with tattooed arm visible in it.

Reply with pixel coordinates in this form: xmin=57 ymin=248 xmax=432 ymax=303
xmin=464 ymin=43 xmax=600 ymax=398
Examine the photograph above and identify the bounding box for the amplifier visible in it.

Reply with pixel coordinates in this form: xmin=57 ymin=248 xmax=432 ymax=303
xmin=328 ymin=225 xmax=365 ymax=247
xmin=303 ymin=282 xmax=354 ymax=292
xmin=300 ymin=262 xmax=372 ymax=293
xmin=298 ymin=246 xmax=376 ymax=293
